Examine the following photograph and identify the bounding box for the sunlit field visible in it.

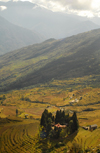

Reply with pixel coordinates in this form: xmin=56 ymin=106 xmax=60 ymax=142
xmin=0 ymin=79 xmax=100 ymax=152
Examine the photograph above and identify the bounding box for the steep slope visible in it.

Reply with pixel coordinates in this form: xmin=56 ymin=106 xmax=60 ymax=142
xmin=0 ymin=29 xmax=100 ymax=91
xmin=0 ymin=1 xmax=100 ymax=39
xmin=0 ymin=16 xmax=44 ymax=55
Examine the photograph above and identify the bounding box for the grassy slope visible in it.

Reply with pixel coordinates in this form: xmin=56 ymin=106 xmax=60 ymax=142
xmin=0 ymin=28 xmax=100 ymax=91
xmin=0 ymin=16 xmax=43 ymax=55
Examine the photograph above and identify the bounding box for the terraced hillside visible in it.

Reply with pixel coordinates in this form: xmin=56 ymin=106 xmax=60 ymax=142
xmin=0 ymin=119 xmax=39 ymax=153
xmin=0 ymin=28 xmax=100 ymax=91
xmin=0 ymin=84 xmax=100 ymax=152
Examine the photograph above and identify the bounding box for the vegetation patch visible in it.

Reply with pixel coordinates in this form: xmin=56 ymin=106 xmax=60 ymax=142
xmin=83 ymin=108 xmax=96 ymax=111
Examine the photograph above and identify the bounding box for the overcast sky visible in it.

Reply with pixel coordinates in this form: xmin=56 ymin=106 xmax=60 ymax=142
xmin=0 ymin=0 xmax=100 ymax=18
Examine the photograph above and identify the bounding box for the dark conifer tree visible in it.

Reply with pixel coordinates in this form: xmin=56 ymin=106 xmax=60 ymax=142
xmin=40 ymin=109 xmax=53 ymax=128
xmin=52 ymin=116 xmax=55 ymax=122
xmin=16 ymin=109 xmax=18 ymax=116
xmin=65 ymin=113 xmax=70 ymax=123
xmin=40 ymin=109 xmax=48 ymax=126
xmin=55 ymin=110 xmax=59 ymax=124
xmin=68 ymin=120 xmax=74 ymax=134
xmin=55 ymin=110 xmax=66 ymax=124
xmin=62 ymin=110 xmax=65 ymax=118
xmin=46 ymin=118 xmax=52 ymax=136
xmin=72 ymin=111 xmax=79 ymax=132
xmin=40 ymin=113 xmax=46 ymax=127
xmin=61 ymin=110 xmax=65 ymax=124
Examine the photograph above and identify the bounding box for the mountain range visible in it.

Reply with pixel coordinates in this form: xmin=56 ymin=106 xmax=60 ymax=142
xmin=0 ymin=1 xmax=100 ymax=40
xmin=0 ymin=15 xmax=44 ymax=55
xmin=0 ymin=28 xmax=100 ymax=91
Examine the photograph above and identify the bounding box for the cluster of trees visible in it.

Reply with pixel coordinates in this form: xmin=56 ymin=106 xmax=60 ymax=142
xmin=20 ymin=96 xmax=31 ymax=102
xmin=0 ymin=95 xmax=6 ymax=105
xmin=40 ymin=109 xmax=79 ymax=138
xmin=55 ymin=110 xmax=69 ymax=124
xmin=40 ymin=109 xmax=54 ymax=136
xmin=0 ymin=95 xmax=6 ymax=100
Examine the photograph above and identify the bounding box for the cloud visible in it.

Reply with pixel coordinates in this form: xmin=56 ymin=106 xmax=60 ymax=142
xmin=0 ymin=0 xmax=9 ymax=1
xmin=31 ymin=0 xmax=100 ymax=17
xmin=0 ymin=0 xmax=100 ymax=17
xmin=0 ymin=6 xmax=7 ymax=11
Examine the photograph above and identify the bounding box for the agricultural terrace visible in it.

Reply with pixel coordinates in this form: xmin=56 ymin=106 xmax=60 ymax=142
xmin=0 ymin=80 xmax=100 ymax=151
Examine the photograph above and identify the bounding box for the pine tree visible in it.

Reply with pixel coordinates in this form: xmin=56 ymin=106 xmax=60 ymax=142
xmin=55 ymin=110 xmax=60 ymax=124
xmin=55 ymin=110 xmax=66 ymax=124
xmin=40 ymin=109 xmax=54 ymax=137
xmin=72 ymin=111 xmax=79 ymax=132
xmin=16 ymin=109 xmax=18 ymax=116
xmin=40 ymin=109 xmax=53 ymax=128
xmin=69 ymin=120 xmax=74 ymax=134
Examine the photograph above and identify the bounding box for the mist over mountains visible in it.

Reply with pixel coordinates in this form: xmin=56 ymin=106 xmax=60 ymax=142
xmin=0 ymin=0 xmax=100 ymax=42
xmin=0 ymin=15 xmax=44 ymax=55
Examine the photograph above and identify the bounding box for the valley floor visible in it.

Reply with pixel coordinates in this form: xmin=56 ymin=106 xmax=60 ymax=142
xmin=0 ymin=80 xmax=100 ymax=152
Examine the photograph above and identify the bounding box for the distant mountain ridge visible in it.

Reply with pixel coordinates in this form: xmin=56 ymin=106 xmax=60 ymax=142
xmin=0 ymin=1 xmax=100 ymax=40
xmin=65 ymin=20 xmax=100 ymax=37
xmin=0 ymin=16 xmax=44 ymax=55
xmin=0 ymin=28 xmax=100 ymax=91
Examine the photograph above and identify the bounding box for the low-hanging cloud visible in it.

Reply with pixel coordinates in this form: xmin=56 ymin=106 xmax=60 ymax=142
xmin=0 ymin=0 xmax=100 ymax=17
xmin=31 ymin=0 xmax=100 ymax=17
xmin=0 ymin=0 xmax=9 ymax=1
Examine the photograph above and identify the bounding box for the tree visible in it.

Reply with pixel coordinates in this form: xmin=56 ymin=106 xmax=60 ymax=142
xmin=55 ymin=110 xmax=60 ymax=124
xmin=3 ymin=95 xmax=6 ymax=100
xmin=46 ymin=118 xmax=52 ymax=136
xmin=65 ymin=113 xmax=70 ymax=123
xmin=67 ymin=112 xmax=79 ymax=134
xmin=40 ymin=109 xmax=79 ymax=139
xmin=16 ymin=109 xmax=18 ymax=116
xmin=40 ymin=109 xmax=53 ymax=130
xmin=40 ymin=109 xmax=55 ymax=137
xmin=71 ymin=111 xmax=79 ymax=132
xmin=68 ymin=120 xmax=74 ymax=134
xmin=52 ymin=116 xmax=54 ymax=122
xmin=54 ymin=126 xmax=61 ymax=139
xmin=55 ymin=110 xmax=66 ymax=124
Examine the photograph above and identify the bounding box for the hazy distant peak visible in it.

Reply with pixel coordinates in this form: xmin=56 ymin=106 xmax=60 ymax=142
xmin=44 ymin=38 xmax=56 ymax=43
xmin=0 ymin=15 xmax=44 ymax=55
xmin=0 ymin=0 xmax=100 ymax=40
xmin=0 ymin=0 xmax=36 ymax=8
xmin=32 ymin=5 xmax=39 ymax=10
